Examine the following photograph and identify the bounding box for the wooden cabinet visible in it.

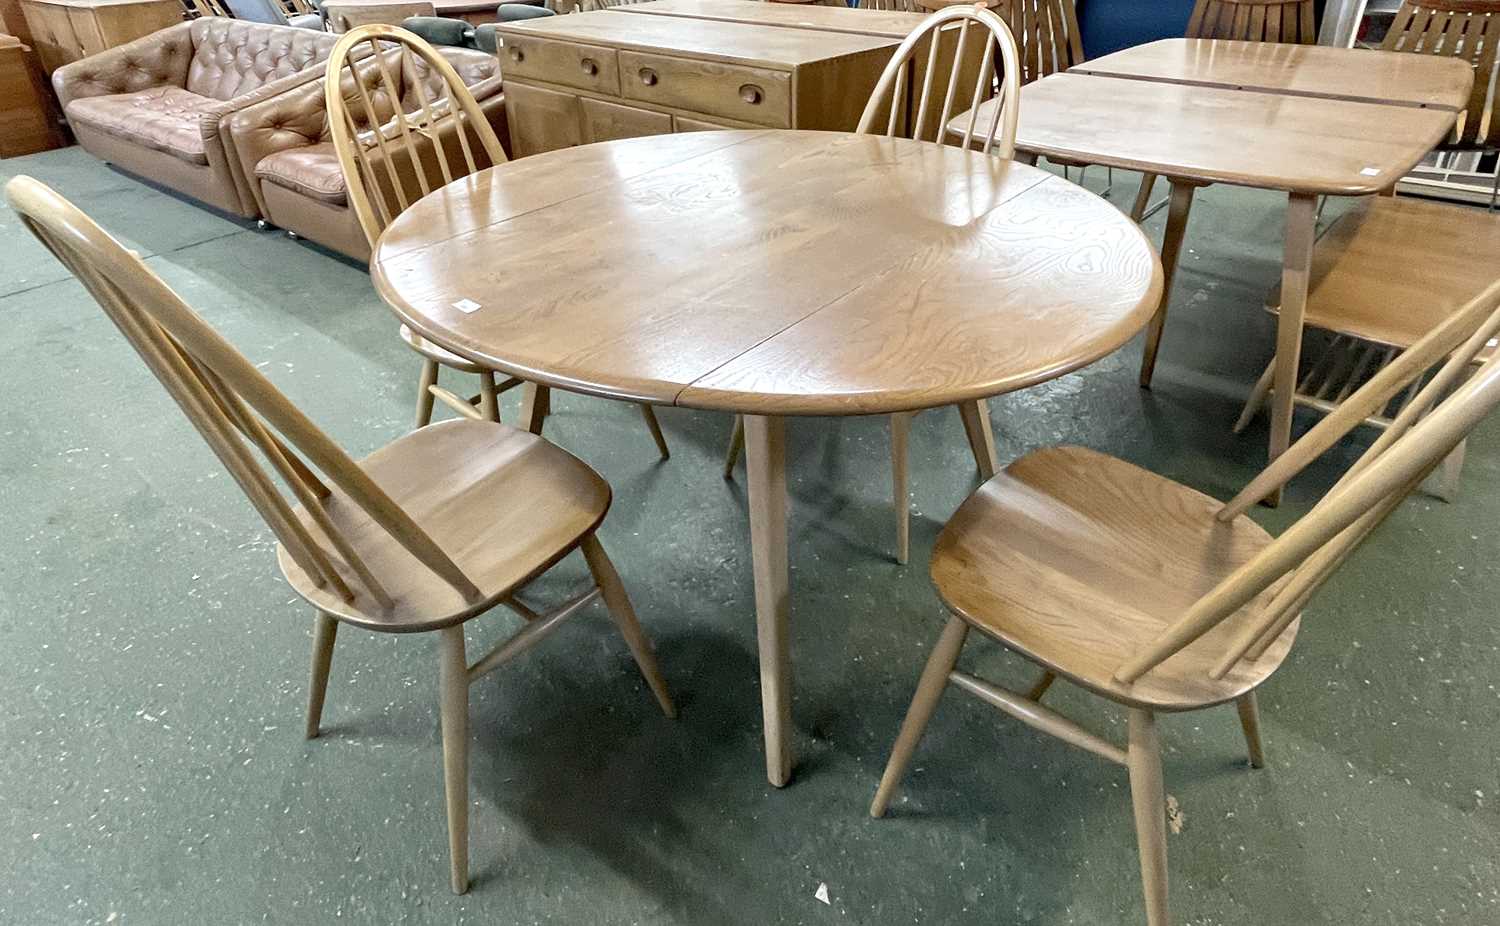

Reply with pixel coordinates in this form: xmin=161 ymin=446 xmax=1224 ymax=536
xmin=0 ymin=34 xmax=64 ymax=156
xmin=496 ymin=6 xmax=903 ymax=156
xmin=20 ymin=0 xmax=181 ymax=74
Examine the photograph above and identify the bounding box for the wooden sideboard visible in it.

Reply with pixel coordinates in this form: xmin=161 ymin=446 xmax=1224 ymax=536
xmin=20 ymin=0 xmax=181 ymax=74
xmin=494 ymin=1 xmax=982 ymax=157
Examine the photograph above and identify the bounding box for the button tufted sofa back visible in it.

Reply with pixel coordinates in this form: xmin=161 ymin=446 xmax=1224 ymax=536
xmin=399 ymin=47 xmax=500 ymax=113
xmin=186 ymin=19 xmax=341 ymax=102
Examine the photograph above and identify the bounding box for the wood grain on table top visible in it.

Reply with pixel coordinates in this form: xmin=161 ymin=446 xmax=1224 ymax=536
xmin=372 ymin=131 xmax=1162 ymax=416
xmin=990 ymin=72 xmax=1458 ymax=194
xmin=613 ymin=0 xmax=930 ymax=40
xmin=1073 ymin=38 xmax=1473 ymax=110
xmin=491 ymin=9 xmax=899 ymax=69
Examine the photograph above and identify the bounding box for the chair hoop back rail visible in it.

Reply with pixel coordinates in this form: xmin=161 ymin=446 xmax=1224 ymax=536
xmin=1383 ymin=0 xmax=1500 ymax=149
xmin=1185 ymin=0 xmax=1318 ymax=44
xmin=4 ymin=176 xmax=483 ymax=614
xmin=1117 ymin=278 xmax=1500 ymax=687
xmin=856 ymin=3 xmax=1022 ymax=155
xmin=325 ymin=24 xmax=508 ymax=249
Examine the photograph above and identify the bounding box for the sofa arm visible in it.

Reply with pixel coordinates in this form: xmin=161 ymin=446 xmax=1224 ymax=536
xmin=52 ymin=21 xmax=195 ymax=112
xmin=223 ymin=76 xmax=333 ymax=218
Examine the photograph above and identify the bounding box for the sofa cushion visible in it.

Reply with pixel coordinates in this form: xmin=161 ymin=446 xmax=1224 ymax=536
xmin=186 ymin=18 xmax=338 ymax=102
xmin=256 ymin=143 xmax=347 ymax=205
xmin=65 ymin=86 xmax=213 ymax=165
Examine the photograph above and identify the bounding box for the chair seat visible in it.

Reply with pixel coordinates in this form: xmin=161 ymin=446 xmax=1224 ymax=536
xmin=256 ymin=142 xmax=348 ymax=205
xmin=277 ymin=419 xmax=610 ymax=633
xmin=399 ymin=322 xmax=486 ymax=373
xmin=1268 ymin=197 xmax=1500 ymax=356
xmin=930 ymin=446 xmax=1298 ymax=711
xmin=65 ymin=86 xmax=212 ymax=165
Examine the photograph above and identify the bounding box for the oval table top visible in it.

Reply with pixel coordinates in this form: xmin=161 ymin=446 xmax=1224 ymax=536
xmin=372 ymin=130 xmax=1164 ymax=417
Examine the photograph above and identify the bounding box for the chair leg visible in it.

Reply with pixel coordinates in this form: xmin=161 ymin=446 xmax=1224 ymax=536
xmin=304 ymin=611 xmax=338 ymax=739
xmin=1433 ymin=437 xmax=1466 ymax=502
xmin=639 ymin=404 xmax=670 ymax=459
xmin=478 ymin=371 xmax=499 ymax=422
xmin=1233 ymin=358 xmax=1277 ymax=434
xmin=1235 ymin=692 xmax=1266 ymax=769
xmin=438 ymin=626 xmax=470 ymax=895
xmin=1025 ymin=669 xmax=1056 ymax=702
xmin=415 ymin=359 xmax=439 ymax=428
xmin=870 ymin=616 xmax=969 ymax=817
xmin=1127 ymin=708 xmax=1170 ymax=926
xmin=890 ymin=412 xmax=911 ymax=565
xmin=1130 ymin=172 xmax=1158 ymax=222
xmin=580 ymin=534 xmax=676 ymax=719
xmin=723 ymin=415 xmax=745 ymax=478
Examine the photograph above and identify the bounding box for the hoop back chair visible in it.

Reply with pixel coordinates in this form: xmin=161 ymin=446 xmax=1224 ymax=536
xmin=858 ymin=0 xmax=922 ymax=11
xmin=1382 ymin=0 xmax=1500 ymax=205
xmin=325 ymin=25 xmax=670 ymax=451
xmin=854 ymin=6 xmax=1025 ymax=564
xmin=723 ymin=6 xmax=1022 ymax=564
xmin=870 ymin=278 xmax=1500 ymax=926
xmin=5 ymin=175 xmax=674 ymax=895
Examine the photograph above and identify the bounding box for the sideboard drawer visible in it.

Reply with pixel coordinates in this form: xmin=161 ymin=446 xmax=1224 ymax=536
xmin=500 ymin=36 xmax=619 ymax=96
xmin=617 ymin=50 xmax=790 ymax=128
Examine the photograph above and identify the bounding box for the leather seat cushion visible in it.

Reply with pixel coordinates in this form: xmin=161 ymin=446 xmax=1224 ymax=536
xmin=65 ymin=86 xmax=213 ymax=165
xmin=255 ymin=142 xmax=347 ymax=205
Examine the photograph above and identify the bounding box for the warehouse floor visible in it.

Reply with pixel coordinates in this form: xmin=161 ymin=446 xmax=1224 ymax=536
xmin=2 ymin=147 xmax=1497 ymax=925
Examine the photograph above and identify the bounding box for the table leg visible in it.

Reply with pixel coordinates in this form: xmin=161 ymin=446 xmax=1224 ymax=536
xmin=1266 ymin=192 xmax=1319 ymax=507
xmin=519 ymin=382 xmax=549 ymax=435
xmin=1138 ymin=180 xmax=1197 ymax=388
xmin=744 ymin=414 xmax=792 ymax=787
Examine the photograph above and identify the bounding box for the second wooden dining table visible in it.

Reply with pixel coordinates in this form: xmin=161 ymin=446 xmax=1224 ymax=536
xmin=371 ymin=130 xmax=1163 ymax=785
xmin=957 ymin=38 xmax=1472 ymax=504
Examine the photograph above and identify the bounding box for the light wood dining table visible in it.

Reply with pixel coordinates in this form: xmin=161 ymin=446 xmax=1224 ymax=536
xmin=955 ymin=38 xmax=1472 ymax=504
xmin=371 ymin=130 xmax=1163 ymax=786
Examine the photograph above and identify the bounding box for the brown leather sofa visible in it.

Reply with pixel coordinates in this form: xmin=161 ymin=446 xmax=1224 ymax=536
xmin=52 ymin=19 xmax=343 ymax=218
xmin=227 ymin=46 xmax=506 ymax=261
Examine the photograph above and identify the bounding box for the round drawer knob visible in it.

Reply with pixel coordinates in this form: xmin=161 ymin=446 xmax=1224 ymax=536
xmin=508 ymin=46 xmax=524 ymax=63
xmin=580 ymin=57 xmax=597 ymax=76
xmin=740 ymin=84 xmax=764 ymax=105
xmin=638 ymin=67 xmax=658 ymax=86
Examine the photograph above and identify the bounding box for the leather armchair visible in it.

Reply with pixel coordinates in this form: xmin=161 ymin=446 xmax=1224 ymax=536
xmin=53 ymin=19 xmax=342 ymax=217
xmin=227 ymin=46 xmax=507 ymax=261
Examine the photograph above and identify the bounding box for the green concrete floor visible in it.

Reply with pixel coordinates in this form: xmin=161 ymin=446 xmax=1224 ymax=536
xmin=2 ymin=147 xmax=1498 ymax=926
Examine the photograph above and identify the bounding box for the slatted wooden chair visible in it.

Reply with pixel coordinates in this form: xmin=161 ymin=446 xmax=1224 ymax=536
xmin=181 ymin=0 xmax=231 ymax=17
xmin=869 ymin=276 xmax=1500 ymax=926
xmin=1234 ymin=195 xmax=1500 ymax=500
xmin=1381 ymin=0 xmax=1500 ymax=208
xmin=5 ymin=174 xmax=675 ymax=896
xmin=723 ymin=4 xmax=1021 ymax=565
xmin=1130 ymin=0 xmax=1318 ymax=220
xmin=324 ymin=25 xmax=670 ymax=453
xmin=998 ymin=0 xmax=1083 ymax=84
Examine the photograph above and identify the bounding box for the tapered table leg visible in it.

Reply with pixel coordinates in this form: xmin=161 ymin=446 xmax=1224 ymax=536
xmin=744 ymin=414 xmax=792 ymax=787
xmin=1138 ymin=180 xmax=1197 ymax=388
xmin=1266 ymin=192 xmax=1319 ymax=507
